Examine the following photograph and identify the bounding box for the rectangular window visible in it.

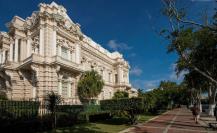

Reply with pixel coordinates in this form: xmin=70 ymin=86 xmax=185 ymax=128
xmin=13 ymin=43 xmax=15 ymax=61
xmin=108 ymin=73 xmax=111 ymax=82
xmin=62 ymin=81 xmax=68 ymax=98
xmin=18 ymin=39 xmax=21 ymax=61
xmin=5 ymin=51 xmax=8 ymax=63
xmin=61 ymin=47 xmax=68 ymax=59
xmin=100 ymin=70 xmax=103 ymax=78
xmin=115 ymin=74 xmax=118 ymax=84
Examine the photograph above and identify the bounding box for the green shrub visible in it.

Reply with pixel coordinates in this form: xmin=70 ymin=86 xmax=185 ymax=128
xmin=0 ymin=92 xmax=7 ymax=100
xmin=101 ymin=97 xmax=144 ymax=111
xmin=78 ymin=104 xmax=111 ymax=122
xmin=113 ymin=91 xmax=129 ymax=99
xmin=78 ymin=111 xmax=111 ymax=122
xmin=83 ymin=104 xmax=101 ymax=113
xmin=57 ymin=105 xmax=84 ymax=114
xmin=100 ymin=98 xmax=144 ymax=124
xmin=0 ymin=100 xmax=40 ymax=119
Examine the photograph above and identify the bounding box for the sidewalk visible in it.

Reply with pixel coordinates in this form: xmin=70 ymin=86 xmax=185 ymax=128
xmin=120 ymin=108 xmax=216 ymax=133
xmin=199 ymin=112 xmax=217 ymax=130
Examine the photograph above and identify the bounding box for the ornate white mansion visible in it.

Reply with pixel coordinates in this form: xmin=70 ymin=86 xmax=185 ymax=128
xmin=0 ymin=2 xmax=137 ymax=103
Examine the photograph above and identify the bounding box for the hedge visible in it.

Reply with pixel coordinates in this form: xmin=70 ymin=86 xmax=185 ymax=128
xmin=0 ymin=100 xmax=40 ymax=119
xmin=57 ymin=105 xmax=84 ymax=114
xmin=100 ymin=97 xmax=144 ymax=111
xmin=100 ymin=97 xmax=144 ymax=124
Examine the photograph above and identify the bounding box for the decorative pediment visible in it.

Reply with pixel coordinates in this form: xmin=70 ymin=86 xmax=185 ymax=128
xmin=31 ymin=35 xmax=39 ymax=53
xmin=25 ymin=11 xmax=39 ymax=29
xmin=57 ymin=36 xmax=75 ymax=50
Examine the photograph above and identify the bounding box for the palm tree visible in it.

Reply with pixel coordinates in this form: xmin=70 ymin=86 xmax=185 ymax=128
xmin=45 ymin=91 xmax=62 ymax=129
xmin=78 ymin=70 xmax=104 ymax=104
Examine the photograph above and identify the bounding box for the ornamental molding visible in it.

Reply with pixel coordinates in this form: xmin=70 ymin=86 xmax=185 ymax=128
xmin=31 ymin=35 xmax=39 ymax=53
xmin=31 ymin=64 xmax=39 ymax=72
xmin=55 ymin=65 xmax=61 ymax=73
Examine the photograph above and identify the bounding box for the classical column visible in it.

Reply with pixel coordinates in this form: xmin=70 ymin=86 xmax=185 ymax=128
xmin=2 ymin=50 xmax=5 ymax=63
xmin=117 ymin=65 xmax=123 ymax=84
xmin=32 ymin=72 xmax=36 ymax=99
xmin=31 ymin=64 xmax=39 ymax=99
xmin=108 ymin=72 xmax=112 ymax=83
xmin=14 ymin=38 xmax=18 ymax=62
xmin=58 ymin=45 xmax=61 ymax=56
xmin=9 ymin=43 xmax=13 ymax=61
xmin=67 ymin=50 xmax=71 ymax=60
xmin=72 ymin=51 xmax=75 ymax=62
xmin=126 ymin=72 xmax=129 ymax=83
xmin=39 ymin=28 xmax=44 ymax=56
xmin=67 ymin=77 xmax=72 ymax=98
xmin=68 ymin=82 xmax=71 ymax=98
xmin=58 ymin=73 xmax=63 ymax=95
xmin=27 ymin=38 xmax=32 ymax=57
xmin=52 ymin=29 xmax=57 ymax=56
xmin=75 ymin=43 xmax=80 ymax=64
xmin=58 ymin=81 xmax=62 ymax=95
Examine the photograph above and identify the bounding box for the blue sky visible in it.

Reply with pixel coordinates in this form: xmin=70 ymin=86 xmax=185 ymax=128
xmin=0 ymin=0 xmax=216 ymax=91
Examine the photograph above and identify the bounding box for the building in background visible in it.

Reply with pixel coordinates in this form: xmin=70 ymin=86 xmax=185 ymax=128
xmin=0 ymin=2 xmax=137 ymax=103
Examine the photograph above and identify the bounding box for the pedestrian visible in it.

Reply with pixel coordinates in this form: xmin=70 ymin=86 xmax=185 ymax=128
xmin=191 ymin=103 xmax=200 ymax=124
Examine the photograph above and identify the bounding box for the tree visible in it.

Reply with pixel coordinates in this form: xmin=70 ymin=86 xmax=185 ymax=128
xmin=161 ymin=0 xmax=217 ymax=116
xmin=159 ymin=81 xmax=178 ymax=90
xmin=113 ymin=91 xmax=129 ymax=99
xmin=141 ymin=81 xmax=188 ymax=113
xmin=45 ymin=91 xmax=62 ymax=129
xmin=184 ymin=71 xmax=208 ymax=112
xmin=137 ymin=88 xmax=144 ymax=97
xmin=101 ymin=98 xmax=144 ymax=125
xmin=161 ymin=0 xmax=217 ymax=84
xmin=78 ymin=70 xmax=104 ymax=104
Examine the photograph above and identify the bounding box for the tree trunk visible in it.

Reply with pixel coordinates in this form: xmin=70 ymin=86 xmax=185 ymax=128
xmin=199 ymin=100 xmax=202 ymax=113
xmin=199 ymin=88 xmax=202 ymax=113
xmin=208 ymin=87 xmax=216 ymax=116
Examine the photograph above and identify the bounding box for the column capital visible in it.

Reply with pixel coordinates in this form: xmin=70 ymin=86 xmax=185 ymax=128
xmin=52 ymin=26 xmax=58 ymax=31
xmin=26 ymin=35 xmax=32 ymax=39
xmin=55 ymin=65 xmax=61 ymax=73
xmin=58 ymin=73 xmax=63 ymax=80
xmin=14 ymin=35 xmax=22 ymax=40
xmin=39 ymin=25 xmax=45 ymax=29
xmin=31 ymin=64 xmax=39 ymax=72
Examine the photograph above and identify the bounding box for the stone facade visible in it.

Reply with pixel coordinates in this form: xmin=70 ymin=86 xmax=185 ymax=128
xmin=0 ymin=2 xmax=137 ymax=103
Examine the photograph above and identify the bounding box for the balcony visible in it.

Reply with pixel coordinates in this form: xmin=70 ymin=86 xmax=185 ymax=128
xmin=18 ymin=54 xmax=83 ymax=73
xmin=51 ymin=55 xmax=83 ymax=72
xmin=18 ymin=54 xmax=44 ymax=69
xmin=114 ymin=82 xmax=132 ymax=88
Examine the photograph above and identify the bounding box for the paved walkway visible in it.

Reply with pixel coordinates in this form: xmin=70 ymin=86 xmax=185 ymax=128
xmin=199 ymin=112 xmax=217 ymax=129
xmin=121 ymin=108 xmax=216 ymax=133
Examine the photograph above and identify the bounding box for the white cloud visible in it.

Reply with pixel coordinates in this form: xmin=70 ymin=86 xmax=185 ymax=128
xmin=131 ymin=63 xmax=189 ymax=91
xmin=169 ymin=63 xmax=188 ymax=82
xmin=130 ymin=66 xmax=143 ymax=76
xmin=143 ymin=80 xmax=161 ymax=90
xmin=131 ymin=79 xmax=161 ymax=91
xmin=107 ymin=40 xmax=132 ymax=51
